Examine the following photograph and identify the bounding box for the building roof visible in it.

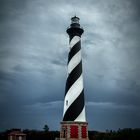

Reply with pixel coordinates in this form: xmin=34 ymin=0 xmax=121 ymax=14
xmin=8 ymin=130 xmax=26 ymax=136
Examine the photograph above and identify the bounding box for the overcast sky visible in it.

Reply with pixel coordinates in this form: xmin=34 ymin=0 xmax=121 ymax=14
xmin=0 ymin=0 xmax=140 ymax=131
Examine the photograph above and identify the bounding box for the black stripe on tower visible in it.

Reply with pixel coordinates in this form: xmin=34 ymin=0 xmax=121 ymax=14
xmin=68 ymin=41 xmax=81 ymax=63
xmin=65 ymin=60 xmax=82 ymax=96
xmin=63 ymin=90 xmax=85 ymax=121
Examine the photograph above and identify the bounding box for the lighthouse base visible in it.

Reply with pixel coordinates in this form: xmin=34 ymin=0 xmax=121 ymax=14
xmin=56 ymin=121 xmax=89 ymax=140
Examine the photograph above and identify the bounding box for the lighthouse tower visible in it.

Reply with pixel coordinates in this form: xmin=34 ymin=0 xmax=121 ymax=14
xmin=59 ymin=16 xmax=89 ymax=140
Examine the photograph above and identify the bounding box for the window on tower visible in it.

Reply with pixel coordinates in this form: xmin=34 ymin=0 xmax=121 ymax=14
xmin=66 ymin=100 xmax=68 ymax=106
xmin=61 ymin=127 xmax=67 ymax=138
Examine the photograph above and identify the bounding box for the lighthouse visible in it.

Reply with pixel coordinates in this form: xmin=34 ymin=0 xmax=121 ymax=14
xmin=58 ymin=16 xmax=89 ymax=140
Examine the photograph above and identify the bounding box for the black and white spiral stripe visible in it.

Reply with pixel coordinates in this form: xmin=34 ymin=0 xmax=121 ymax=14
xmin=63 ymin=36 xmax=86 ymax=122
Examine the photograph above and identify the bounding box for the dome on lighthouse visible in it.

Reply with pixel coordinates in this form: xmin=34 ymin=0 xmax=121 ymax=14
xmin=71 ymin=16 xmax=80 ymax=24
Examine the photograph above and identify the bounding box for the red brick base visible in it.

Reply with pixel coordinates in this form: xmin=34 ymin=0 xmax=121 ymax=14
xmin=57 ymin=121 xmax=89 ymax=140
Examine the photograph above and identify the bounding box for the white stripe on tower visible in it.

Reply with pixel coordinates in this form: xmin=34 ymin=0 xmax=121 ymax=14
xmin=68 ymin=50 xmax=82 ymax=74
xmin=63 ymin=35 xmax=86 ymax=122
xmin=63 ymin=74 xmax=83 ymax=115
xmin=69 ymin=36 xmax=80 ymax=49
xmin=75 ymin=106 xmax=86 ymax=122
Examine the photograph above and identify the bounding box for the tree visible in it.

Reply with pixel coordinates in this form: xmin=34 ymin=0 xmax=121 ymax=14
xmin=43 ymin=124 xmax=49 ymax=132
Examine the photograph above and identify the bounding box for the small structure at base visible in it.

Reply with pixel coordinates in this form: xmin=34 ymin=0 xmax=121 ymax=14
xmin=8 ymin=129 xmax=26 ymax=140
xmin=60 ymin=121 xmax=88 ymax=140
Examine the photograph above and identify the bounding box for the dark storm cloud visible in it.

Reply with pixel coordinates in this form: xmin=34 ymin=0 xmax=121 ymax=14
xmin=0 ymin=0 xmax=140 ymax=131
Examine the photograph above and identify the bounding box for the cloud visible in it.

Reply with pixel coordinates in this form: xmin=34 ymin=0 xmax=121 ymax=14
xmin=86 ymin=101 xmax=136 ymax=110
